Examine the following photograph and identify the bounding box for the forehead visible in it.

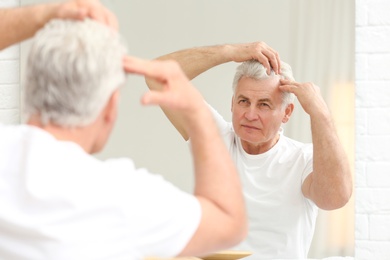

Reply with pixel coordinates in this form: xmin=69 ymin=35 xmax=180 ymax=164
xmin=235 ymin=76 xmax=283 ymax=99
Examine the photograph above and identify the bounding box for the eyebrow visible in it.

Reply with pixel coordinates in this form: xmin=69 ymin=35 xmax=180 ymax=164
xmin=257 ymin=98 xmax=272 ymax=104
xmin=236 ymin=95 xmax=273 ymax=104
xmin=236 ymin=94 xmax=248 ymax=100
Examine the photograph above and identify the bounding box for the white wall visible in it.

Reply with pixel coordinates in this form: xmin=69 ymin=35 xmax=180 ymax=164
xmin=0 ymin=0 xmax=20 ymax=124
xmin=355 ymin=0 xmax=390 ymax=259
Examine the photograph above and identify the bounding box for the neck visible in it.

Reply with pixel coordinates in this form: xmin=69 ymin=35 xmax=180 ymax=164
xmin=27 ymin=116 xmax=98 ymax=154
xmin=241 ymin=134 xmax=280 ymax=155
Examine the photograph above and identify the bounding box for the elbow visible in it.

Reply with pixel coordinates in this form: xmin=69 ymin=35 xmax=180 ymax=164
xmin=312 ymin=169 xmax=353 ymax=210
xmin=317 ymin=188 xmax=352 ymax=210
xmin=225 ymin=215 xmax=248 ymax=248
xmin=236 ymin=220 xmax=248 ymax=245
xmin=332 ymin=175 xmax=354 ymax=209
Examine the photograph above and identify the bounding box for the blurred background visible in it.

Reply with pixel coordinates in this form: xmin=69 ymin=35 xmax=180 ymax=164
xmin=20 ymin=0 xmax=355 ymax=258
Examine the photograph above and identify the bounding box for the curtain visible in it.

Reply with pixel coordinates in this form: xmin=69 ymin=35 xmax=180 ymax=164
xmin=284 ymin=0 xmax=355 ymax=257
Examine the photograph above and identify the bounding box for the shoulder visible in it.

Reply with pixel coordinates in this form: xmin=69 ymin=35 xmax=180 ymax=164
xmin=272 ymin=134 xmax=313 ymax=170
xmin=280 ymin=134 xmax=313 ymax=154
xmin=206 ymin=103 xmax=231 ymax=129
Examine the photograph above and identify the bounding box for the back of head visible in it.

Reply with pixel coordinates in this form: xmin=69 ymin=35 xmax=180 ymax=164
xmin=232 ymin=60 xmax=295 ymax=106
xmin=24 ymin=19 xmax=127 ymax=127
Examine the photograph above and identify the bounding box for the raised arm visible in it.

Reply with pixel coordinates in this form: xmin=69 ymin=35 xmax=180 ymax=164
xmin=0 ymin=0 xmax=117 ymax=50
xmin=124 ymin=56 xmax=247 ymax=256
xmin=145 ymin=42 xmax=281 ymax=140
xmin=279 ymin=79 xmax=352 ymax=210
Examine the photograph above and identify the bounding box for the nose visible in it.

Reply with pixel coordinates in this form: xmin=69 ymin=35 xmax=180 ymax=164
xmin=244 ymin=106 xmax=259 ymax=121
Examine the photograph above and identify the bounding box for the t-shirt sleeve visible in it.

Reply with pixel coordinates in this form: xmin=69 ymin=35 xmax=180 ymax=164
xmin=134 ymin=169 xmax=202 ymax=258
xmin=301 ymin=143 xmax=314 ymax=185
xmin=186 ymin=103 xmax=233 ymax=151
xmin=102 ymin=158 xmax=202 ymax=259
xmin=205 ymin=102 xmax=231 ymax=135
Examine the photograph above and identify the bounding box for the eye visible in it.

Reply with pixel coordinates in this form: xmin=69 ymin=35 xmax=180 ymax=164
xmin=238 ymin=99 xmax=248 ymax=104
xmin=259 ymin=102 xmax=270 ymax=108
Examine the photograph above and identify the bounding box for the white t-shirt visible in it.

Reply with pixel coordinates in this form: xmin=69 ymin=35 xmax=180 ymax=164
xmin=208 ymin=105 xmax=318 ymax=259
xmin=0 ymin=124 xmax=201 ymax=260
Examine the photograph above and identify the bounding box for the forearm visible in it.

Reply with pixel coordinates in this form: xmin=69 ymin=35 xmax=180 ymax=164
xmin=279 ymin=80 xmax=352 ymax=209
xmin=124 ymin=56 xmax=247 ymax=256
xmin=154 ymin=44 xmax=233 ymax=81
xmin=0 ymin=4 xmax=58 ymax=50
xmin=183 ymin=106 xmax=246 ymax=255
xmin=190 ymin=109 xmax=243 ymax=210
xmin=152 ymin=42 xmax=280 ymax=81
xmin=310 ymin=110 xmax=352 ymax=209
xmin=145 ymin=44 xmax=232 ymax=140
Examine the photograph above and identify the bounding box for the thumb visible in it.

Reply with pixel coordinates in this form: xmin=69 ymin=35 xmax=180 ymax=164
xmin=58 ymin=7 xmax=87 ymax=20
xmin=278 ymin=84 xmax=294 ymax=93
xmin=141 ymin=91 xmax=167 ymax=106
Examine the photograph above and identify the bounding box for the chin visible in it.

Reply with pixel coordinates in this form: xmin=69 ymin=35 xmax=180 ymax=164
xmin=239 ymin=134 xmax=264 ymax=144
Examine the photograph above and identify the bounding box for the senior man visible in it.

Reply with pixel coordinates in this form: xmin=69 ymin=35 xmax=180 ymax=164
xmin=145 ymin=42 xmax=353 ymax=259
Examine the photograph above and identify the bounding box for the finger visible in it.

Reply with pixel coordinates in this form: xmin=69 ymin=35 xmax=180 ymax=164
xmin=94 ymin=7 xmax=118 ymax=30
xmin=263 ymin=47 xmax=280 ymax=75
xmin=278 ymin=84 xmax=296 ymax=94
xmin=123 ymin=56 xmax=161 ymax=77
xmin=105 ymin=10 xmax=119 ymax=31
xmin=141 ymin=91 xmax=170 ymax=107
xmin=58 ymin=6 xmax=87 ymax=20
xmin=123 ymin=56 xmax=179 ymax=83
xmin=88 ymin=8 xmax=107 ymax=25
xmin=123 ymin=57 xmax=169 ymax=85
xmin=255 ymin=53 xmax=272 ymax=75
xmin=280 ymin=79 xmax=298 ymax=86
xmin=274 ymin=51 xmax=281 ymax=74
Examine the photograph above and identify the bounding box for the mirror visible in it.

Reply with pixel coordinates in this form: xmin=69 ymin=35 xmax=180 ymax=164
xmin=19 ymin=0 xmax=355 ymax=258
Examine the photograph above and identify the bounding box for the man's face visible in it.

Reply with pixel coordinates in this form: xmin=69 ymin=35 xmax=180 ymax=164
xmin=231 ymin=76 xmax=293 ymax=154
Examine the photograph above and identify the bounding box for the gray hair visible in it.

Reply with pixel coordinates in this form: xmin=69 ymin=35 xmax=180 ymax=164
xmin=24 ymin=19 xmax=127 ymax=127
xmin=232 ymin=60 xmax=295 ymax=107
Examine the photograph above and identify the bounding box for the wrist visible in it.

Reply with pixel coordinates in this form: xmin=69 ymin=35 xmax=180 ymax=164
xmin=221 ymin=44 xmax=236 ymax=63
xmin=197 ymin=44 xmax=233 ymax=65
xmin=35 ymin=3 xmax=60 ymax=28
xmin=185 ymin=105 xmax=216 ymax=138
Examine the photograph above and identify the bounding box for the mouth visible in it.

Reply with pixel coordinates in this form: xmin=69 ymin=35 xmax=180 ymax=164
xmin=241 ymin=124 xmax=261 ymax=130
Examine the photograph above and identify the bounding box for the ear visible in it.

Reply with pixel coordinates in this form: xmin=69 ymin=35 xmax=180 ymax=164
xmin=102 ymin=89 xmax=120 ymax=124
xmin=282 ymin=103 xmax=294 ymax=123
xmin=231 ymin=96 xmax=234 ymax=112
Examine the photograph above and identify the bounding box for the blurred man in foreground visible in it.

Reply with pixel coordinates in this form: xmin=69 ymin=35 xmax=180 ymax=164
xmin=0 ymin=19 xmax=246 ymax=259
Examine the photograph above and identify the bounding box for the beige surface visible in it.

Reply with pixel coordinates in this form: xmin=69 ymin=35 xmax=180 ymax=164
xmin=145 ymin=257 xmax=202 ymax=260
xmin=200 ymin=250 xmax=252 ymax=260
xmin=145 ymin=250 xmax=252 ymax=260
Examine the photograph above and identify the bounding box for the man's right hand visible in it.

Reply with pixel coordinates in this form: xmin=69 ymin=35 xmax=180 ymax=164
xmin=55 ymin=0 xmax=118 ymax=30
xmin=225 ymin=41 xmax=281 ymax=75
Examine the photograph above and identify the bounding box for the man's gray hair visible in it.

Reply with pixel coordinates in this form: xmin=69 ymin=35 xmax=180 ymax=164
xmin=232 ymin=60 xmax=295 ymax=107
xmin=24 ymin=19 xmax=127 ymax=127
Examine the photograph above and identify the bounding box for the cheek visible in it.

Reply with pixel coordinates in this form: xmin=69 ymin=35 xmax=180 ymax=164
xmin=259 ymin=110 xmax=281 ymax=125
xmin=232 ymin=106 xmax=243 ymax=118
